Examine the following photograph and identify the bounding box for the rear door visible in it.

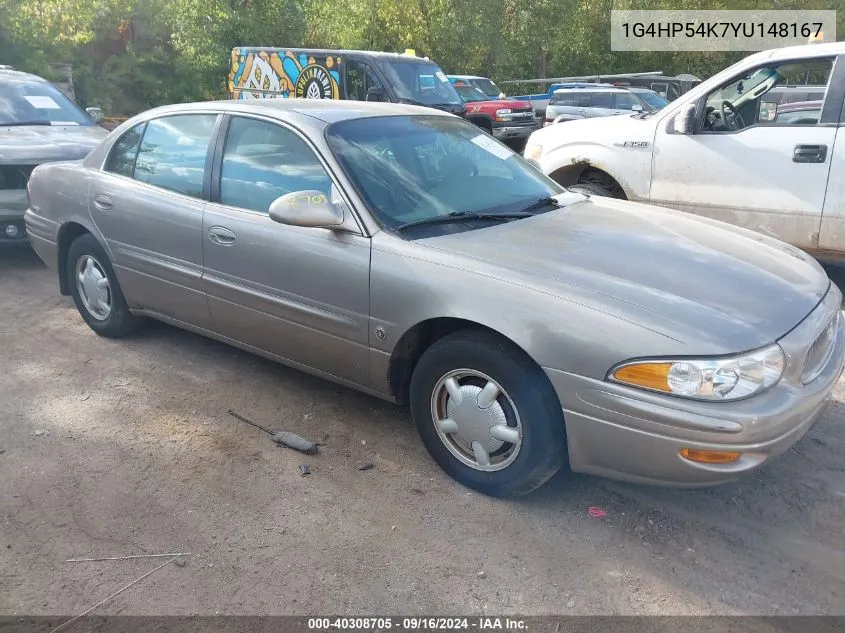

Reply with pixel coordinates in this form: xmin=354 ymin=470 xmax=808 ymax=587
xmin=201 ymin=114 xmax=371 ymax=385
xmin=90 ymin=113 xmax=219 ymax=328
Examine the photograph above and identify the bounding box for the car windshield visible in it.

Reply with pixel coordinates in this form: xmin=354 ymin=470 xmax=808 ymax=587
xmin=0 ymin=79 xmax=93 ymax=126
xmin=635 ymin=91 xmax=669 ymax=110
xmin=379 ymin=61 xmax=464 ymax=106
xmin=453 ymin=84 xmax=488 ymax=103
xmin=471 ymin=78 xmax=501 ymax=98
xmin=326 ymin=115 xmax=563 ymax=235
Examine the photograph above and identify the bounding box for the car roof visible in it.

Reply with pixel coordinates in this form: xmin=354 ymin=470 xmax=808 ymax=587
xmin=0 ymin=68 xmax=49 ymax=83
xmin=448 ymin=75 xmax=487 ymax=80
xmin=135 ymin=99 xmax=450 ymax=125
xmin=553 ymin=85 xmax=628 ymax=94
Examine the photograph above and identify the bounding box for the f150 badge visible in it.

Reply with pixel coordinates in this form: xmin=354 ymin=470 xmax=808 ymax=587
xmin=614 ymin=140 xmax=650 ymax=149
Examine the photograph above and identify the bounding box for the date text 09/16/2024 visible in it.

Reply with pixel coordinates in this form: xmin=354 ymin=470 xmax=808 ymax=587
xmin=307 ymin=617 xmax=528 ymax=631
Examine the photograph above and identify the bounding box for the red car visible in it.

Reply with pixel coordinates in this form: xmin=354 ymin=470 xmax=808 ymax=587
xmin=451 ymin=82 xmax=537 ymax=142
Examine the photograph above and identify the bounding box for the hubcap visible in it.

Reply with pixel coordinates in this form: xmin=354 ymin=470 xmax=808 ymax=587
xmin=75 ymin=255 xmax=112 ymax=321
xmin=430 ymin=369 xmax=522 ymax=472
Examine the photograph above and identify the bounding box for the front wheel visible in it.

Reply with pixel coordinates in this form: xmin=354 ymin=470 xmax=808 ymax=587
xmin=410 ymin=331 xmax=567 ymax=497
xmin=66 ymin=233 xmax=143 ymax=338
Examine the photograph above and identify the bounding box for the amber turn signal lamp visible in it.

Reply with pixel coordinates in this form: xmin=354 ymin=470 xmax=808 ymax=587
xmin=612 ymin=362 xmax=672 ymax=392
xmin=680 ymin=448 xmax=742 ymax=464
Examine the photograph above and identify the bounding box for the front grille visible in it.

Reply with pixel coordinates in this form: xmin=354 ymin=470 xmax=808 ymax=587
xmin=802 ymin=315 xmax=838 ymax=384
xmin=0 ymin=164 xmax=36 ymax=190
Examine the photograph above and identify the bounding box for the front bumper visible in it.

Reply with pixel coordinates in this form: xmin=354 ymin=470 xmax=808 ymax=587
xmin=492 ymin=125 xmax=535 ymax=140
xmin=0 ymin=190 xmax=29 ymax=243
xmin=544 ymin=285 xmax=845 ymax=486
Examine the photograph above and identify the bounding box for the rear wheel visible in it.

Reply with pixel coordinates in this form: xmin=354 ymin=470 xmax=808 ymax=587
xmin=410 ymin=330 xmax=567 ymax=497
xmin=66 ymin=233 xmax=143 ymax=338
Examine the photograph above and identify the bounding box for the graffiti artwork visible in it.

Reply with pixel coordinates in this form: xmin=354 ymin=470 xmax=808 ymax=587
xmin=229 ymin=48 xmax=342 ymax=100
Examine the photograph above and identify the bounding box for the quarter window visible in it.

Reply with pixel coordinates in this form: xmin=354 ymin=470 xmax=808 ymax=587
xmin=218 ymin=117 xmax=332 ymax=213
xmin=134 ymin=114 xmax=217 ymax=198
xmin=105 ymin=122 xmax=145 ymax=177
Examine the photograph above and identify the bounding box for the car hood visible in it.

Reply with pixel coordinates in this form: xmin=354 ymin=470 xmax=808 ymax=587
xmin=475 ymin=99 xmax=532 ymax=110
xmin=419 ymin=195 xmax=829 ymax=354
xmin=0 ymin=125 xmax=108 ymax=163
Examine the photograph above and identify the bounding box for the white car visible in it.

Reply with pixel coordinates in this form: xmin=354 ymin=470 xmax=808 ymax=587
xmin=524 ymin=42 xmax=845 ymax=257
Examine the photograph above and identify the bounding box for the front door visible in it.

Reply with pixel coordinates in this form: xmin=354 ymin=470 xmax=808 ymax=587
xmin=650 ymin=56 xmax=840 ymax=251
xmin=89 ymin=113 xmax=219 ymax=328
xmin=201 ymin=115 xmax=371 ymax=385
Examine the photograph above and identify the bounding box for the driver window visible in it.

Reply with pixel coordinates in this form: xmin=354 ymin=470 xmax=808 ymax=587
xmin=702 ymin=58 xmax=833 ymax=132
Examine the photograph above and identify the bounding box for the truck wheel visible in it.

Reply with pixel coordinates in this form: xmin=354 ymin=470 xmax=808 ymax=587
xmin=568 ymin=182 xmax=618 ymax=198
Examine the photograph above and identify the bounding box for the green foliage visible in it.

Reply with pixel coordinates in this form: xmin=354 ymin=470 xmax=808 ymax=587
xmin=0 ymin=0 xmax=841 ymax=115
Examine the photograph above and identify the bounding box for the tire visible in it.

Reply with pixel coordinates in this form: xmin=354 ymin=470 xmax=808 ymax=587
xmin=66 ymin=233 xmax=143 ymax=338
xmin=410 ymin=330 xmax=567 ymax=497
xmin=568 ymin=182 xmax=617 ymax=198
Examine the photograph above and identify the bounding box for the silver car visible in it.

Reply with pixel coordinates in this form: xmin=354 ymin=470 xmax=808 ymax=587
xmin=544 ymin=85 xmax=665 ymax=126
xmin=1 ymin=68 xmax=107 ymax=243
xmin=25 ymin=100 xmax=845 ymax=497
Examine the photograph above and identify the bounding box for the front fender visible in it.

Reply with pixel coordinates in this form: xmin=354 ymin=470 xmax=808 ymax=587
xmin=368 ymin=232 xmax=684 ymax=395
xmin=540 ymin=141 xmax=652 ymax=201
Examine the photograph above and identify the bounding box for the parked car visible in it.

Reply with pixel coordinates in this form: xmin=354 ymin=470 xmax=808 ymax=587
xmin=0 ymin=68 xmax=106 ymax=243
xmin=451 ymin=81 xmax=536 ymax=141
xmin=26 ymin=100 xmax=844 ymax=497
xmin=228 ymin=47 xmax=466 ymax=117
xmin=524 ymin=42 xmax=845 ymax=256
xmin=544 ymin=85 xmax=666 ymax=126
xmin=512 ymin=74 xmax=693 ymax=121
xmin=447 ymin=74 xmax=506 ymax=99
xmin=510 ymin=82 xmax=598 ymax=122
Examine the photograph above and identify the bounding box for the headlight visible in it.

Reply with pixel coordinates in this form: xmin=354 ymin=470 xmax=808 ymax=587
xmin=524 ymin=143 xmax=543 ymax=162
xmin=608 ymin=344 xmax=785 ymax=401
xmin=495 ymin=108 xmax=513 ymax=122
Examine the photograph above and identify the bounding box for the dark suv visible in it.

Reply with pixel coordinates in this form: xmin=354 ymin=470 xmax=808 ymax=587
xmin=1 ymin=68 xmax=106 ymax=243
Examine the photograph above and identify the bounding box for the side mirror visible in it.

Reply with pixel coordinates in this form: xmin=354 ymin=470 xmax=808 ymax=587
xmin=269 ymin=191 xmax=344 ymax=228
xmin=86 ymin=106 xmax=104 ymax=123
xmin=675 ymin=102 xmax=698 ymax=134
xmin=366 ymin=87 xmax=386 ymax=102
xmin=631 ymin=104 xmax=643 ymax=112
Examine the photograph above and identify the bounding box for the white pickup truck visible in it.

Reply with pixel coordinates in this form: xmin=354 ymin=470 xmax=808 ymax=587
xmin=524 ymin=42 xmax=845 ymax=258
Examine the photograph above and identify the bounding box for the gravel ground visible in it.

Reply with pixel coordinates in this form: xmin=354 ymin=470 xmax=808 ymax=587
xmin=1 ymin=246 xmax=844 ymax=616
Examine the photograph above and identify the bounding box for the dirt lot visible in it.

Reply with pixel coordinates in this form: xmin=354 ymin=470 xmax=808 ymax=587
xmin=1 ymin=246 xmax=844 ymax=617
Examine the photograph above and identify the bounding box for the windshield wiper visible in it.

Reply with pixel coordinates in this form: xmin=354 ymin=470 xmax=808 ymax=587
xmin=397 ymin=97 xmax=425 ymax=106
xmin=0 ymin=120 xmax=53 ymax=127
xmin=516 ymin=196 xmax=561 ymax=214
xmin=394 ymin=210 xmax=533 ymax=232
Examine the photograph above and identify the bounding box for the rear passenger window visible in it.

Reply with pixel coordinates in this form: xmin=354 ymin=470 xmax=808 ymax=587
xmin=105 ymin=123 xmax=146 ymax=177
xmin=134 ymin=114 xmax=217 ymax=198
xmin=589 ymin=92 xmax=613 ymax=108
xmin=219 ymin=117 xmax=332 ymax=213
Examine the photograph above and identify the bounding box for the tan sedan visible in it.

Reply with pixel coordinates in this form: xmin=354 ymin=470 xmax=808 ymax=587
xmin=25 ymin=100 xmax=845 ymax=496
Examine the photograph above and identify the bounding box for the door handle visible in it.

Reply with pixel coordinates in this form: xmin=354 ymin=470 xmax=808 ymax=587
xmin=793 ymin=144 xmax=827 ymax=163
xmin=208 ymin=226 xmax=236 ymax=245
xmin=92 ymin=194 xmax=113 ymax=210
